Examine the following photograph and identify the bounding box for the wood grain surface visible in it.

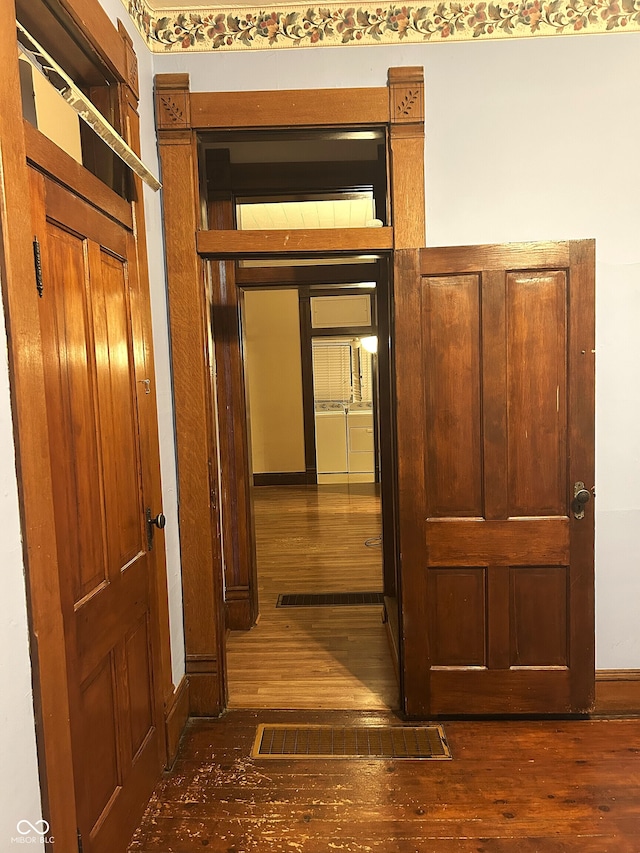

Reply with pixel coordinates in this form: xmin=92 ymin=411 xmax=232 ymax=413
xmin=129 ymin=710 xmax=640 ymax=852
xmin=226 ymin=485 xmax=397 ymax=710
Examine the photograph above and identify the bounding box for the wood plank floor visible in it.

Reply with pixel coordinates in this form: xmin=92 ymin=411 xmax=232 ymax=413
xmin=226 ymin=484 xmax=398 ymax=710
xmin=130 ymin=710 xmax=640 ymax=852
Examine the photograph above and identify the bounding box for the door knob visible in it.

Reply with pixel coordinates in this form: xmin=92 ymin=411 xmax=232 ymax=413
xmin=146 ymin=508 xmax=166 ymax=550
xmin=572 ymin=482 xmax=591 ymax=520
xmin=149 ymin=512 xmax=166 ymax=529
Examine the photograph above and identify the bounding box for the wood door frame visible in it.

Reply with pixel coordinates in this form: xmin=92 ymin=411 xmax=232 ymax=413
xmin=0 ymin=1 xmax=175 ymax=847
xmin=155 ymin=67 xmax=425 ymax=714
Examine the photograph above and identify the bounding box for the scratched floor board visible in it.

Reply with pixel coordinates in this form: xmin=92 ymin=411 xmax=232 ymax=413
xmin=130 ymin=712 xmax=640 ymax=852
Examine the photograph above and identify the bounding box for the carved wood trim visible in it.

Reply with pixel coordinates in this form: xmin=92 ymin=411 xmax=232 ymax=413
xmin=388 ymin=66 xmax=425 ymax=126
xmin=387 ymin=66 xmax=425 ymax=248
xmin=155 ymin=74 xmax=191 ymax=130
xmin=118 ymin=19 xmax=140 ymax=100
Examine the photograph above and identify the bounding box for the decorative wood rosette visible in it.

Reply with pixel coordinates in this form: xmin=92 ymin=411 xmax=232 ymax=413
xmin=124 ymin=0 xmax=640 ymax=51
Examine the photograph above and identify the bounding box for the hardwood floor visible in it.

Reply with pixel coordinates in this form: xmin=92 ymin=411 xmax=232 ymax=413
xmin=130 ymin=710 xmax=640 ymax=852
xmin=226 ymin=484 xmax=398 ymax=710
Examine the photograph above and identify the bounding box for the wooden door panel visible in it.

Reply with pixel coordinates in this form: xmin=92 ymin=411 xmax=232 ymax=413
xmin=429 ymin=669 xmax=572 ymax=715
xmin=395 ymin=241 xmax=595 ymax=716
xmin=89 ymin=245 xmax=145 ymax=572
xmin=75 ymin=567 xmax=149 ymax=682
xmin=44 ymin=222 xmax=107 ymax=604
xmin=425 ymin=275 xmax=482 ymax=517
xmin=509 ymin=566 xmax=568 ymax=667
xmin=79 ymin=656 xmax=121 ymax=827
xmin=506 ymin=270 xmax=568 ymax=516
xmin=428 ymin=568 xmax=486 ymax=667
xmin=425 ymin=518 xmax=570 ymax=565
xmin=125 ymin=616 xmax=155 ymax=757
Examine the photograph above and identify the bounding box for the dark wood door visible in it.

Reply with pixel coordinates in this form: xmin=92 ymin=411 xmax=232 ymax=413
xmin=30 ymin=169 xmax=164 ymax=853
xmin=395 ymin=241 xmax=595 ymax=716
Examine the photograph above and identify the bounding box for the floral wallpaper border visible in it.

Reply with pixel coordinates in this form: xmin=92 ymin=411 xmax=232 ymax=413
xmin=123 ymin=0 xmax=640 ymax=50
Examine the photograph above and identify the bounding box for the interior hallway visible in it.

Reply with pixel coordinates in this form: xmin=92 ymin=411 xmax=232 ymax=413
xmin=226 ymin=484 xmax=398 ymax=710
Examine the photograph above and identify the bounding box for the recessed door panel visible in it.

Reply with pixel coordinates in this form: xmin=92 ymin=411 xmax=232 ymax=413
xmin=425 ymin=275 xmax=482 ymax=518
xmin=507 ymin=271 xmax=568 ymax=517
xmin=91 ymin=248 xmax=144 ymax=572
xmin=428 ymin=568 xmax=486 ymax=667
xmin=510 ymin=567 xmax=568 ymax=667
xmin=79 ymin=656 xmax=121 ymax=828
xmin=44 ymin=224 xmax=106 ymax=605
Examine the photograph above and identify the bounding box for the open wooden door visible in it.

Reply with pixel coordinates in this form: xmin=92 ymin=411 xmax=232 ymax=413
xmin=29 ymin=163 xmax=165 ymax=853
xmin=395 ymin=241 xmax=595 ymax=716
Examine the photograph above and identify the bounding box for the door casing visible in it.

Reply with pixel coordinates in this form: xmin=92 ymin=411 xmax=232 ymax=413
xmin=155 ymin=68 xmax=426 ymax=715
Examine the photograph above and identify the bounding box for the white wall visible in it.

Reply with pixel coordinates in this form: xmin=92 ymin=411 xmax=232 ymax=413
xmin=100 ymin=0 xmax=186 ymax=686
xmin=0 ymin=275 xmax=43 ymax=844
xmin=155 ymin=32 xmax=640 ymax=669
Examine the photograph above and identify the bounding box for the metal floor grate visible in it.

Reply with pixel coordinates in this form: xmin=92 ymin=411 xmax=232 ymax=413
xmin=251 ymin=724 xmax=451 ymax=760
xmin=276 ymin=592 xmax=384 ymax=607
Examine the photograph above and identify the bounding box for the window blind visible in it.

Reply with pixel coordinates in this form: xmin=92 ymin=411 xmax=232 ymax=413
xmin=312 ymin=341 xmax=352 ymax=403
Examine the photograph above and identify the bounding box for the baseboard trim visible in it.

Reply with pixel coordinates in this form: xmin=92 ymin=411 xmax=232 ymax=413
xmin=594 ymin=669 xmax=640 ymax=715
xmin=253 ymin=471 xmax=313 ymax=486
xmin=164 ymin=675 xmax=190 ymax=767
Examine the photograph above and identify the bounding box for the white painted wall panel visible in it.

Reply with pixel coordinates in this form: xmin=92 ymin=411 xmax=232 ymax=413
xmin=0 ymin=275 xmax=42 ymax=844
xmin=99 ymin=0 xmax=186 ymax=686
xmin=154 ymin=33 xmax=640 ymax=668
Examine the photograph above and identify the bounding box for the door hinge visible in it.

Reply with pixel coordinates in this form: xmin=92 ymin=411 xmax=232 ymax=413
xmin=33 ymin=238 xmax=44 ymax=298
xmin=77 ymin=829 xmax=84 ymax=853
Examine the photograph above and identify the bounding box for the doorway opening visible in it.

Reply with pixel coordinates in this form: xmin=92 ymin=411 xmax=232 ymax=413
xmin=201 ymin=126 xmax=401 ymax=711
xmin=224 ymin=261 xmax=397 ymax=709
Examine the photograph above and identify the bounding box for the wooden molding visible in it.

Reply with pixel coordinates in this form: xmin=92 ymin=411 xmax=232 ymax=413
xmin=156 ymin=102 xmax=227 ymax=717
xmin=388 ymin=67 xmax=425 ymax=126
xmin=191 ymin=88 xmax=388 ymax=129
xmin=155 ymin=74 xmax=191 ymax=130
xmin=118 ymin=19 xmax=140 ymax=100
xmin=197 ymin=228 xmax=394 ymax=256
xmin=164 ymin=676 xmax=190 ymax=766
xmin=0 ymin=2 xmax=77 ymax=846
xmin=387 ymin=66 xmax=425 ymax=249
xmin=595 ymin=670 xmax=640 ymax=715
xmin=225 ymin=596 xmax=254 ymax=632
xmin=23 ymin=120 xmax=132 ymax=230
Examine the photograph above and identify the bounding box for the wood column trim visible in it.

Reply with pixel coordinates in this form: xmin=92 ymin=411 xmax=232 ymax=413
xmin=208 ymin=149 xmax=258 ymax=632
xmin=156 ymin=73 xmax=226 ymax=716
xmin=1 ymin=1 xmax=76 ymax=847
xmin=388 ymin=66 xmax=425 ymax=249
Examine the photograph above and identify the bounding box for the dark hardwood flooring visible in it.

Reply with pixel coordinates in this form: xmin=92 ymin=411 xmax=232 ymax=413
xmin=129 ymin=710 xmax=640 ymax=852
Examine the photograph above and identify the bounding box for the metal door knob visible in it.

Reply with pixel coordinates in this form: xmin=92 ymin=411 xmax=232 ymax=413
xmin=150 ymin=512 xmax=166 ymax=529
xmin=574 ymin=489 xmax=590 ymax=506
xmin=572 ymin=484 xmax=591 ymax=519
